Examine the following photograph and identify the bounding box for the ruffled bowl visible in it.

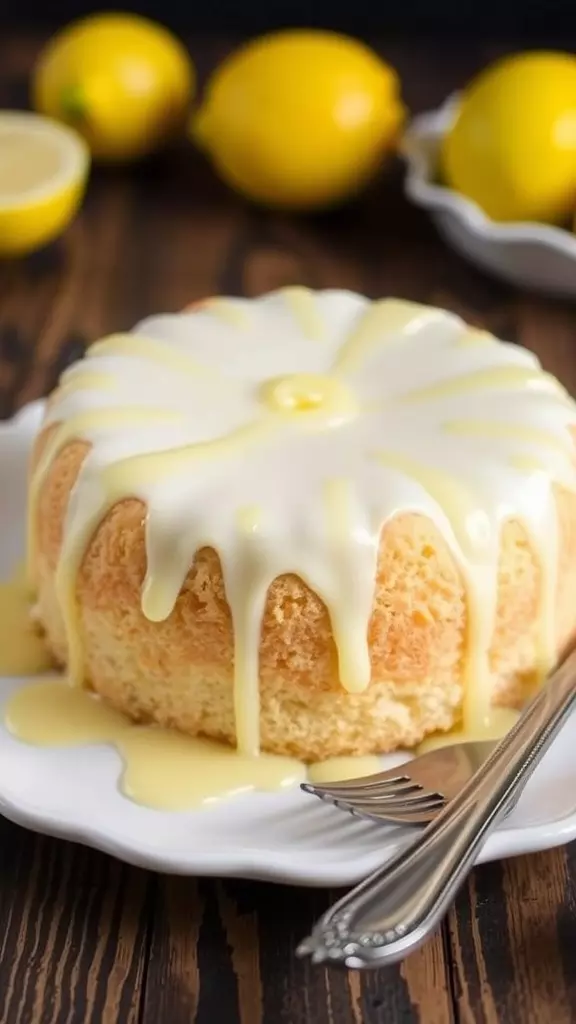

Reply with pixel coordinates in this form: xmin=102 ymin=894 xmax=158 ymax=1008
xmin=402 ymin=96 xmax=576 ymax=298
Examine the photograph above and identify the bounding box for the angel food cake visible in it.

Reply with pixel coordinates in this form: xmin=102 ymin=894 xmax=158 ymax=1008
xmin=28 ymin=289 xmax=576 ymax=761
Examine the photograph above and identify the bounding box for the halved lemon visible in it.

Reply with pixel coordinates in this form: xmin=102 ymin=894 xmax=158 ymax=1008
xmin=0 ymin=111 xmax=89 ymax=256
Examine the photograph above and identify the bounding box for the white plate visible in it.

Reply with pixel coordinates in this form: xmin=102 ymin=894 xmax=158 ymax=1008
xmin=1 ymin=401 xmax=576 ymax=885
xmin=402 ymin=97 xmax=576 ymax=299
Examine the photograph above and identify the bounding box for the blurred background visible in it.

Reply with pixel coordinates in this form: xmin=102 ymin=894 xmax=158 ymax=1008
xmin=6 ymin=0 xmax=576 ymax=33
xmin=2 ymin=0 xmax=576 ymax=412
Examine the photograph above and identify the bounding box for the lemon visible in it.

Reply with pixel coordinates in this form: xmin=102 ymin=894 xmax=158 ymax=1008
xmin=441 ymin=51 xmax=576 ymax=223
xmin=192 ymin=30 xmax=405 ymax=210
xmin=33 ymin=13 xmax=194 ymax=162
xmin=0 ymin=111 xmax=89 ymax=257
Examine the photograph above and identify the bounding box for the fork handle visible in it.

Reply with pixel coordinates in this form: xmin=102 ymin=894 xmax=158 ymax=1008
xmin=298 ymin=646 xmax=576 ymax=968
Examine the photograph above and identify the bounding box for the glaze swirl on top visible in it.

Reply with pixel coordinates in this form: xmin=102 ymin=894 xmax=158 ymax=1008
xmin=30 ymin=288 xmax=576 ymax=755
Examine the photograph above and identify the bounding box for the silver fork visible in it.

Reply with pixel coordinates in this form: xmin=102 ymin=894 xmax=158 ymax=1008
xmin=297 ymin=645 xmax=576 ymax=969
xmin=302 ymin=739 xmax=499 ymax=826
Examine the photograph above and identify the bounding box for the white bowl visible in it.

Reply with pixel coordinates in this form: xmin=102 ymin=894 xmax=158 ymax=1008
xmin=402 ymin=97 xmax=576 ymax=298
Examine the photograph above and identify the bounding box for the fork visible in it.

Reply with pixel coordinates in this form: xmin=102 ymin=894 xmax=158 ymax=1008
xmin=297 ymin=645 xmax=576 ymax=968
xmin=302 ymin=738 xmax=500 ymax=826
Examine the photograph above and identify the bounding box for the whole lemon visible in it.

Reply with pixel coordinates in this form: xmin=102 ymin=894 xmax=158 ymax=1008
xmin=33 ymin=13 xmax=194 ymax=162
xmin=441 ymin=51 xmax=576 ymax=223
xmin=192 ymin=30 xmax=405 ymax=210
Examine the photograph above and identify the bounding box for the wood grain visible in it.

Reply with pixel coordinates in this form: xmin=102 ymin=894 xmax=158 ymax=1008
xmin=1 ymin=27 xmax=576 ymax=1024
xmin=448 ymin=851 xmax=576 ymax=1024
xmin=0 ymin=816 xmax=149 ymax=1024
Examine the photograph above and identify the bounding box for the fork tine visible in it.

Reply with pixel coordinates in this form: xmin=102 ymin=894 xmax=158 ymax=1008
xmin=327 ymin=793 xmax=445 ymax=826
xmin=305 ymin=781 xmax=447 ymax=827
xmin=335 ymin=788 xmax=444 ymax=809
xmin=301 ymin=778 xmax=416 ymax=794
xmin=346 ymin=803 xmax=442 ymax=825
xmin=308 ymin=785 xmax=445 ymax=813
xmin=306 ymin=772 xmax=412 ymax=792
xmin=339 ymin=793 xmax=445 ymax=814
xmin=307 ymin=785 xmax=425 ymax=805
xmin=302 ymin=779 xmax=422 ymax=801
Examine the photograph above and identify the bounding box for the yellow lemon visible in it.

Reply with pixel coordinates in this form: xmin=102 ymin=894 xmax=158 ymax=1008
xmin=441 ymin=51 xmax=576 ymax=223
xmin=33 ymin=13 xmax=194 ymax=162
xmin=0 ymin=111 xmax=89 ymax=257
xmin=192 ymin=30 xmax=405 ymax=210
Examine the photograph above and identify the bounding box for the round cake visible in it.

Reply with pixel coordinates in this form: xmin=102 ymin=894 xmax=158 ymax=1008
xmin=28 ymin=289 xmax=576 ymax=760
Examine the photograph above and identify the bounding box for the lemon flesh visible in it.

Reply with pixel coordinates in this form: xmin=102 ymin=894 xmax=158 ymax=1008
xmin=441 ymin=51 xmax=576 ymax=224
xmin=0 ymin=111 xmax=89 ymax=257
xmin=193 ymin=30 xmax=405 ymax=210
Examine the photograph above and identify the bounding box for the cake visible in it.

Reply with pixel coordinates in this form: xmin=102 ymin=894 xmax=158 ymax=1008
xmin=28 ymin=288 xmax=576 ymax=761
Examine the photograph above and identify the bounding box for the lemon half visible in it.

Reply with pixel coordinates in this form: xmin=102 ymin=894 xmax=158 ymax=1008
xmin=0 ymin=111 xmax=89 ymax=256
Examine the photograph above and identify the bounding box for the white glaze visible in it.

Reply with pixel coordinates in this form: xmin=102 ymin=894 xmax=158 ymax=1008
xmin=31 ymin=290 xmax=576 ymax=755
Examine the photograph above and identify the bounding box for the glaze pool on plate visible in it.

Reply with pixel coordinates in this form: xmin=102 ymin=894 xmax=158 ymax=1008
xmin=1 ymin=401 xmax=576 ymax=885
xmin=4 ymin=675 xmax=383 ymax=809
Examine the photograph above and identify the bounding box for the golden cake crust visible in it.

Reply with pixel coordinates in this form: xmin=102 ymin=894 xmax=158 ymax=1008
xmin=31 ymin=427 xmax=576 ymax=760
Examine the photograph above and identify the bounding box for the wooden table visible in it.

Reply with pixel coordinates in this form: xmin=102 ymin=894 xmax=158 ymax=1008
xmin=2 ymin=30 xmax=576 ymax=1024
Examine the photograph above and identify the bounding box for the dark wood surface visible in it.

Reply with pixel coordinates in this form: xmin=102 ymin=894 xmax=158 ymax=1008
xmin=2 ymin=30 xmax=576 ymax=1024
